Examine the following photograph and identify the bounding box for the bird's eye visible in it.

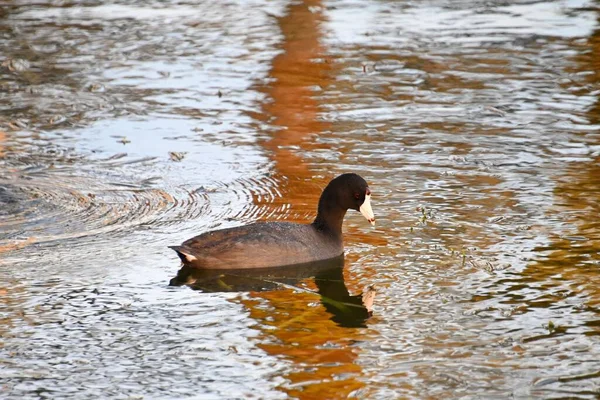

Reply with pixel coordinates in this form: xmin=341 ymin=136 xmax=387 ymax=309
xmin=354 ymin=193 xmax=360 ymax=199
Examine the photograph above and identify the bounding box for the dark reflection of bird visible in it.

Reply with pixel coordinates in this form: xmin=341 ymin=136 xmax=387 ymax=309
xmin=169 ymin=256 xmax=376 ymax=328
xmin=169 ymin=173 xmax=375 ymax=270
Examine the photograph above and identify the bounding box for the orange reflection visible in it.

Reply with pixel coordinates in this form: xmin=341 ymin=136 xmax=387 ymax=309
xmin=524 ymin=22 xmax=600 ymax=312
xmin=251 ymin=290 xmax=366 ymax=398
xmin=337 ymin=47 xmax=523 ymax=257
xmin=256 ymin=0 xmax=333 ymax=221
xmin=577 ymin=29 xmax=600 ymax=126
xmin=523 ymin=154 xmax=600 ymax=312
xmin=0 ymin=129 xmax=5 ymax=158
xmin=241 ymin=259 xmax=374 ymax=398
xmin=509 ymin=19 xmax=600 ymax=327
xmin=240 ymin=1 xmax=371 ymax=398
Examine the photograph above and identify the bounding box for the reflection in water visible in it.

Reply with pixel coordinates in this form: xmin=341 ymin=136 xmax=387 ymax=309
xmin=519 ymin=15 xmax=600 ymax=396
xmin=257 ymin=0 xmax=335 ymax=221
xmin=0 ymin=129 xmax=5 ymax=157
xmin=171 ymin=255 xmax=376 ymax=397
xmin=2 ymin=0 xmax=600 ymax=398
xmin=314 ymin=1 xmax=600 ymax=398
xmin=247 ymin=1 xmax=376 ymax=397
xmin=170 ymin=256 xmax=375 ymax=328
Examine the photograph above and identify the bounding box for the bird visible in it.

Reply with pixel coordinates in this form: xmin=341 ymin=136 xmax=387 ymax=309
xmin=169 ymin=173 xmax=374 ymax=269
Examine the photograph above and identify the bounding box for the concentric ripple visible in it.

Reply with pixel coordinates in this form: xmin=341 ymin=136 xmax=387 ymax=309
xmin=0 ymin=165 xmax=208 ymax=250
xmin=0 ymin=140 xmax=290 ymax=261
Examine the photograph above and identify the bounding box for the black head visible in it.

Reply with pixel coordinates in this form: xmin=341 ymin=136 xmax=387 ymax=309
xmin=324 ymin=173 xmax=375 ymax=224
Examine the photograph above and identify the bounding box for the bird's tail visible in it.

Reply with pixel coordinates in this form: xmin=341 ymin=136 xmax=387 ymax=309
xmin=168 ymin=246 xmax=198 ymax=264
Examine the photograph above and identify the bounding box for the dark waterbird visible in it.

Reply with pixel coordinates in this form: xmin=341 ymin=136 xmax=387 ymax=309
xmin=169 ymin=173 xmax=375 ymax=269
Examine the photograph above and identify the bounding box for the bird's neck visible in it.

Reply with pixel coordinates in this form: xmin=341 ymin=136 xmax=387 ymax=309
xmin=312 ymin=190 xmax=347 ymax=236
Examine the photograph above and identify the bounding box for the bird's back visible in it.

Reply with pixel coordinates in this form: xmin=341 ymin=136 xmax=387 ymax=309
xmin=170 ymin=222 xmax=343 ymax=269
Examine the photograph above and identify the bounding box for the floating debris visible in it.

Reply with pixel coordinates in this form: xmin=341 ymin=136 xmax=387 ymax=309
xmin=169 ymin=151 xmax=187 ymax=162
xmin=362 ymin=285 xmax=377 ymax=316
xmin=49 ymin=115 xmax=66 ymax=125
xmin=8 ymin=119 xmax=28 ymax=130
xmin=88 ymin=83 xmax=105 ymax=92
xmin=1 ymin=58 xmax=30 ymax=72
xmin=483 ymin=106 xmax=506 ymax=117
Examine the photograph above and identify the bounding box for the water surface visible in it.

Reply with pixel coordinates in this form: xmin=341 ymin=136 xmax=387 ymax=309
xmin=1 ymin=0 xmax=600 ymax=398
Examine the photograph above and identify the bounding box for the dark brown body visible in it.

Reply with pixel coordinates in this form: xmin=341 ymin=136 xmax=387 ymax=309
xmin=170 ymin=222 xmax=343 ymax=270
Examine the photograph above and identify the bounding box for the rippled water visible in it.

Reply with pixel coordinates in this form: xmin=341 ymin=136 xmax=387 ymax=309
xmin=2 ymin=0 xmax=600 ymax=398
